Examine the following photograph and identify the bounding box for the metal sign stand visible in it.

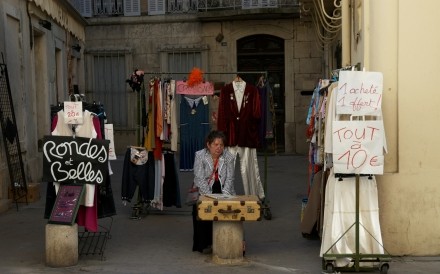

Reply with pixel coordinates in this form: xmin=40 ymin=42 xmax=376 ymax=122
xmin=0 ymin=54 xmax=27 ymax=210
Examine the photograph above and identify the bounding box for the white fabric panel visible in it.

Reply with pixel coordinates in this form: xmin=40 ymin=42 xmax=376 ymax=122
xmin=320 ymin=168 xmax=384 ymax=267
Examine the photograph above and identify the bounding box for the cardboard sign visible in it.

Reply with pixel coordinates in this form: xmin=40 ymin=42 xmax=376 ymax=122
xmin=104 ymin=124 xmax=117 ymax=160
xmin=175 ymin=80 xmax=214 ymax=95
xmin=42 ymin=136 xmax=110 ymax=184
xmin=336 ymin=71 xmax=383 ymax=115
xmin=49 ymin=184 xmax=84 ymax=225
xmin=63 ymin=101 xmax=84 ymax=124
xmin=332 ymin=120 xmax=385 ymax=174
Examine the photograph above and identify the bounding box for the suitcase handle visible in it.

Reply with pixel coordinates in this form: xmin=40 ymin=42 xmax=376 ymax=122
xmin=218 ymin=208 xmax=241 ymax=214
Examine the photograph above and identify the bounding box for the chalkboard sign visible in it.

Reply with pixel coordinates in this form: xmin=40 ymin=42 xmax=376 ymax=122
xmin=42 ymin=135 xmax=110 ymax=185
xmin=49 ymin=184 xmax=84 ymax=225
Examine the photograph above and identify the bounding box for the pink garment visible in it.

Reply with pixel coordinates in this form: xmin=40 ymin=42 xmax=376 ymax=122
xmin=76 ymin=185 xmax=98 ymax=232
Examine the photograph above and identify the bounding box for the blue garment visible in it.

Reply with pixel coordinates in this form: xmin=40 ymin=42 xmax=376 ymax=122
xmin=179 ymin=96 xmax=210 ymax=171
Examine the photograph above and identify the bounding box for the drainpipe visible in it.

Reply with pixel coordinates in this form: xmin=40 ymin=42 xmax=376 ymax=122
xmin=363 ymin=0 xmax=370 ymax=70
xmin=341 ymin=0 xmax=351 ymax=66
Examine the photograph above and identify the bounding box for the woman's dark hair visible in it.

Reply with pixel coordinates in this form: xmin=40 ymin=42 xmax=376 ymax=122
xmin=205 ymin=130 xmax=226 ymax=147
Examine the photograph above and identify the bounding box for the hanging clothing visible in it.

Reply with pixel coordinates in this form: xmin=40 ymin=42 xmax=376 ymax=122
xmin=227 ymin=146 xmax=265 ymax=200
xmin=51 ymin=110 xmax=98 ymax=207
xmin=320 ymin=169 xmax=385 ymax=267
xmin=150 ymin=157 xmax=164 ymax=210
xmin=144 ymin=78 xmax=156 ymax=150
xmin=301 ymin=169 xmax=323 ymax=236
xmin=217 ymin=81 xmax=261 ymax=148
xmin=209 ymin=94 xmax=220 ymax=131
xmin=121 ymin=148 xmax=153 ymax=203
xmin=257 ymin=81 xmax=274 ymax=147
xmin=45 ymin=109 xmax=116 ymax=232
xmin=179 ymin=95 xmax=210 ymax=171
xmin=169 ymin=80 xmax=178 ymax=152
xmin=218 ymin=81 xmax=264 ymax=200
xmin=162 ymin=152 xmax=181 ymax=208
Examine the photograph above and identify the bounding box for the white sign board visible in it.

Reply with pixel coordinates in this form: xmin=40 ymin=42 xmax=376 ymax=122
xmin=336 ymin=71 xmax=383 ymax=115
xmin=332 ymin=120 xmax=385 ymax=174
xmin=104 ymin=124 xmax=117 ymax=160
xmin=63 ymin=101 xmax=83 ymax=124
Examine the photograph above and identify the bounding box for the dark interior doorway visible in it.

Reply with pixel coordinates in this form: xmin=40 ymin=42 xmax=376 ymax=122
xmin=237 ymin=34 xmax=285 ymax=153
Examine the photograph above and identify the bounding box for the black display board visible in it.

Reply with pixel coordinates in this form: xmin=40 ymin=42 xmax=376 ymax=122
xmin=42 ymin=135 xmax=110 ymax=185
xmin=49 ymin=184 xmax=85 ymax=225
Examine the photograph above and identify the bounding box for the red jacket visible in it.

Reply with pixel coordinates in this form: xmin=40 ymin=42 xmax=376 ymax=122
xmin=217 ymin=83 xmax=261 ymax=148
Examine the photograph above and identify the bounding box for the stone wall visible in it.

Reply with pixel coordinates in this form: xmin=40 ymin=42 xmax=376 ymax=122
xmin=85 ymin=16 xmax=323 ymax=154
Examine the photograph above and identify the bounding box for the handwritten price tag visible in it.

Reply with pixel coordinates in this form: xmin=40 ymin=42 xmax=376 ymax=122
xmin=332 ymin=120 xmax=385 ymax=174
xmin=336 ymin=71 xmax=383 ymax=115
xmin=104 ymin=124 xmax=117 ymax=160
xmin=64 ymin=101 xmax=83 ymax=124
xmin=175 ymin=81 xmax=214 ymax=95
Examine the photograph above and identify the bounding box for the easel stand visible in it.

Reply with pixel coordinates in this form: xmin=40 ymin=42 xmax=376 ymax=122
xmin=322 ymin=174 xmax=391 ymax=273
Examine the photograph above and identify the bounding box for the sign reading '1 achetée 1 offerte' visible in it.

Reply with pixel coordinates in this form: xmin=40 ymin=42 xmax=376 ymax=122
xmin=336 ymin=71 xmax=383 ymax=116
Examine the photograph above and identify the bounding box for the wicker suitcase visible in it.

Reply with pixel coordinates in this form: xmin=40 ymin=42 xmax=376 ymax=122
xmin=197 ymin=194 xmax=262 ymax=221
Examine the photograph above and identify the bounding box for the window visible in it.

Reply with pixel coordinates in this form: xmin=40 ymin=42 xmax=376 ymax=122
xmin=95 ymin=0 xmax=124 ymax=15
xmin=90 ymin=53 xmax=128 ymax=127
xmin=168 ymin=52 xmax=202 ymax=77
xmin=148 ymin=0 xmax=165 ymax=15
xmin=124 ymin=0 xmax=141 ymax=16
xmin=242 ymin=0 xmax=278 ymax=9
xmin=74 ymin=0 xmax=92 ymax=17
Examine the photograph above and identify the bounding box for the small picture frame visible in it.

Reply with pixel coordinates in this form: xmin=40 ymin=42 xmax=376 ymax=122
xmin=49 ymin=184 xmax=85 ymax=225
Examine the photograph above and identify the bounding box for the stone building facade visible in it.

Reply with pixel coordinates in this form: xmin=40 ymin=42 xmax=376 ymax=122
xmin=0 ymin=0 xmax=86 ymax=211
xmin=83 ymin=4 xmax=335 ymax=156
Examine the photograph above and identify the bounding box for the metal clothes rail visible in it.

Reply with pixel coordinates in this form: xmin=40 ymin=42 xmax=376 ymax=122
xmin=132 ymin=71 xmax=273 ymax=220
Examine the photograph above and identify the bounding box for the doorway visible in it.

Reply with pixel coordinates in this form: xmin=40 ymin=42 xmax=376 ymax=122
xmin=237 ymin=34 xmax=285 ymax=153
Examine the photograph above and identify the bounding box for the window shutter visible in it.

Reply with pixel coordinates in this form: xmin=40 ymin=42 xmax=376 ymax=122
xmin=242 ymin=0 xmax=277 ymax=8
xmin=79 ymin=0 xmax=92 ymax=17
xmin=124 ymin=0 xmax=141 ymax=16
xmin=148 ymin=0 xmax=165 ymax=15
xmin=261 ymin=0 xmax=278 ymax=8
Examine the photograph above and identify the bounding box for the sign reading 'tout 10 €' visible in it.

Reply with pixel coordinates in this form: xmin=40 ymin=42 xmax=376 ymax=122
xmin=332 ymin=71 xmax=386 ymax=175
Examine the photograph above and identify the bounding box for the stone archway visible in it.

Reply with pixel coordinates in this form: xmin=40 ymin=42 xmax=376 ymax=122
xmin=236 ymin=34 xmax=285 ymax=152
xmin=229 ymin=24 xmax=294 ymax=153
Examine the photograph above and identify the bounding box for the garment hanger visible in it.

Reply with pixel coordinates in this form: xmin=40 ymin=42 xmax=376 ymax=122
xmin=233 ymin=74 xmax=243 ymax=82
xmin=128 ymin=145 xmax=147 ymax=150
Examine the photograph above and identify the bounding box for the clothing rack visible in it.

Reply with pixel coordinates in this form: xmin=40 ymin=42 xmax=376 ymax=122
xmin=132 ymin=71 xmax=273 ymax=220
xmin=137 ymin=70 xmax=269 ymax=147
xmin=139 ymin=71 xmax=268 ymax=76
xmin=47 ymin=102 xmax=114 ymax=261
xmin=318 ymin=68 xmax=391 ymax=273
xmin=322 ymin=174 xmax=391 ymax=273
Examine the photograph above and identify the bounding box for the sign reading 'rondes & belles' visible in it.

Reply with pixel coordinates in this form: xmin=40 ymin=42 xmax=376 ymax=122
xmin=43 ymin=136 xmax=110 ymax=184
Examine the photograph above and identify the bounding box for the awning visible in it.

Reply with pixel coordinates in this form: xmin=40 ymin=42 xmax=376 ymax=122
xmin=30 ymin=0 xmax=86 ymax=41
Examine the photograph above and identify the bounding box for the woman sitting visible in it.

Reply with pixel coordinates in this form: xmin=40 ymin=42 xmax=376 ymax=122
xmin=192 ymin=130 xmax=236 ymax=253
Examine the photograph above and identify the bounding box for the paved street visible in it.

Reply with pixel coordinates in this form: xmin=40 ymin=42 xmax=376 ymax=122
xmin=0 ymin=154 xmax=439 ymax=273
